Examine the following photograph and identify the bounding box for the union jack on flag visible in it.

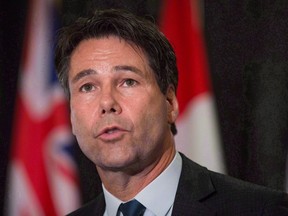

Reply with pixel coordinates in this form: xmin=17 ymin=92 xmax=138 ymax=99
xmin=6 ymin=0 xmax=80 ymax=215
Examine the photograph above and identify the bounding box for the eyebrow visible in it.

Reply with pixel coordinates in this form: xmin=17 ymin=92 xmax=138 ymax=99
xmin=71 ymin=69 xmax=97 ymax=84
xmin=114 ymin=65 xmax=142 ymax=75
xmin=71 ymin=65 xmax=143 ymax=84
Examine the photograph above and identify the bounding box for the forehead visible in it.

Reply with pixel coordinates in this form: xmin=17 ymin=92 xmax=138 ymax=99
xmin=70 ymin=36 xmax=148 ymax=68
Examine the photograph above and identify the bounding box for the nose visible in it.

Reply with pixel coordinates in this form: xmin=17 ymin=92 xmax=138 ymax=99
xmin=99 ymin=86 xmax=122 ymax=115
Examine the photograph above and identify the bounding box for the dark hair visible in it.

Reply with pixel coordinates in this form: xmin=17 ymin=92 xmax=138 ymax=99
xmin=55 ymin=8 xmax=178 ymax=135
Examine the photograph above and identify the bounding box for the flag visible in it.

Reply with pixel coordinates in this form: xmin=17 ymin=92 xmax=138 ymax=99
xmin=159 ymin=0 xmax=226 ymax=173
xmin=6 ymin=0 xmax=80 ymax=215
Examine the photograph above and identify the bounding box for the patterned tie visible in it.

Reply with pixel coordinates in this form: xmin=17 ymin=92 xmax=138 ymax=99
xmin=117 ymin=199 xmax=146 ymax=216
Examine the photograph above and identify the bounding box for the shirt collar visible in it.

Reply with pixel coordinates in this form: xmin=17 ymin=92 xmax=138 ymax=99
xmin=103 ymin=186 xmax=122 ymax=216
xmin=103 ymin=152 xmax=182 ymax=216
xmin=135 ymin=152 xmax=182 ymax=215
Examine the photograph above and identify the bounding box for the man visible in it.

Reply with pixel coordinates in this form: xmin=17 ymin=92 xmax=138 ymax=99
xmin=55 ymin=9 xmax=288 ymax=216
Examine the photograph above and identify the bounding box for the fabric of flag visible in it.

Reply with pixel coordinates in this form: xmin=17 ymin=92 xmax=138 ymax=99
xmin=159 ymin=0 xmax=226 ymax=173
xmin=6 ymin=0 xmax=80 ymax=215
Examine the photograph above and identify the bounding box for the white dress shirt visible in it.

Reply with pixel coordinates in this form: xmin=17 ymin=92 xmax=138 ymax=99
xmin=103 ymin=152 xmax=182 ymax=216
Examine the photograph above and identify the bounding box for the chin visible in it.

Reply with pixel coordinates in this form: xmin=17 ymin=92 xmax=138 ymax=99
xmin=97 ymin=154 xmax=139 ymax=172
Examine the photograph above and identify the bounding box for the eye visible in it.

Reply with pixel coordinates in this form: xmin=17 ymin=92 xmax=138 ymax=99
xmin=122 ymin=79 xmax=137 ymax=87
xmin=80 ymin=83 xmax=95 ymax=92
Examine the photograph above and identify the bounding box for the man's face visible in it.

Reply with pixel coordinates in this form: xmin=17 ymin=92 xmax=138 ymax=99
xmin=69 ymin=37 xmax=178 ymax=173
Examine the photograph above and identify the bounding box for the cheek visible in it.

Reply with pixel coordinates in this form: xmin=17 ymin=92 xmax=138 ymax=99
xmin=70 ymin=108 xmax=97 ymax=159
xmin=70 ymin=100 xmax=79 ymax=134
xmin=70 ymin=109 xmax=78 ymax=136
xmin=129 ymin=96 xmax=168 ymax=136
xmin=70 ymin=101 xmax=93 ymax=137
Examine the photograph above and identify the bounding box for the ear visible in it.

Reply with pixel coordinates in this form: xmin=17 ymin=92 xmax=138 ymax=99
xmin=166 ymin=85 xmax=179 ymax=124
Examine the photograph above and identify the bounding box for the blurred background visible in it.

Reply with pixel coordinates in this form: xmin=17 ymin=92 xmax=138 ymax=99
xmin=1 ymin=0 xmax=288 ymax=215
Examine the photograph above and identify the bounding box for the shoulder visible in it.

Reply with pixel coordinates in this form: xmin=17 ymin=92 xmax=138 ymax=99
xmin=209 ymin=169 xmax=288 ymax=215
xmin=210 ymin=168 xmax=287 ymax=202
xmin=179 ymin=153 xmax=288 ymax=215
xmin=66 ymin=194 xmax=105 ymax=216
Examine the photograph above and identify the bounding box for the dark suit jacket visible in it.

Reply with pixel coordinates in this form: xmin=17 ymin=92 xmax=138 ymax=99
xmin=68 ymin=153 xmax=288 ymax=216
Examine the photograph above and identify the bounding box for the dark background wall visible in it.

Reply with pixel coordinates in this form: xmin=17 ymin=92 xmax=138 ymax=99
xmin=205 ymin=0 xmax=288 ymax=189
xmin=1 ymin=0 xmax=288 ymax=213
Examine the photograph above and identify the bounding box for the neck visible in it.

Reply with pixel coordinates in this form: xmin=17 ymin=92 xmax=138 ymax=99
xmin=97 ymin=145 xmax=176 ymax=201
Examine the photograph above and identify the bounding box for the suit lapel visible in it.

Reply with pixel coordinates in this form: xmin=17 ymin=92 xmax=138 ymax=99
xmin=93 ymin=193 xmax=106 ymax=216
xmin=172 ymin=153 xmax=216 ymax=216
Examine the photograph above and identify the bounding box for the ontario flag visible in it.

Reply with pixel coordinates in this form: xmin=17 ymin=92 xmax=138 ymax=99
xmin=6 ymin=0 xmax=80 ymax=215
xmin=159 ymin=0 xmax=226 ymax=173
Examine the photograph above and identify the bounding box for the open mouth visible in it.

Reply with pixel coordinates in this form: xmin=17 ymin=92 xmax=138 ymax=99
xmin=105 ymin=127 xmax=119 ymax=134
xmin=96 ymin=125 xmax=128 ymax=141
xmin=97 ymin=126 xmax=126 ymax=142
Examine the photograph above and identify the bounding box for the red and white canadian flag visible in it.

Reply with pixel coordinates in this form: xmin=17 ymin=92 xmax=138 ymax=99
xmin=160 ymin=0 xmax=226 ymax=173
xmin=6 ymin=0 xmax=80 ymax=215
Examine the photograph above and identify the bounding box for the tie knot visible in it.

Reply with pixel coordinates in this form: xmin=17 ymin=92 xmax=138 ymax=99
xmin=118 ymin=199 xmax=146 ymax=216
